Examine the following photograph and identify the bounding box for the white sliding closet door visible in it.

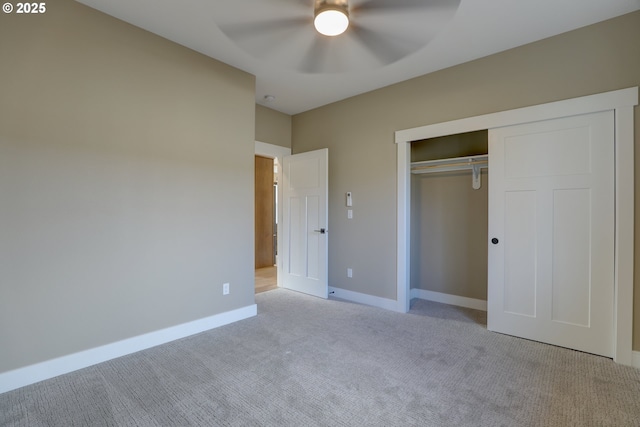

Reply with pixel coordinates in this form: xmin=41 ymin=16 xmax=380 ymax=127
xmin=487 ymin=111 xmax=614 ymax=357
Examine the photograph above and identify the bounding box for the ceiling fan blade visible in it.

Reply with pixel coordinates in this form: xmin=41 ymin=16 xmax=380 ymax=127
xmin=297 ymin=37 xmax=333 ymax=73
xmin=348 ymin=24 xmax=424 ymax=65
xmin=219 ymin=17 xmax=309 ymax=41
xmin=265 ymin=0 xmax=311 ymax=6
xmin=353 ymin=0 xmax=460 ymax=13
xmin=273 ymin=0 xmax=312 ymax=6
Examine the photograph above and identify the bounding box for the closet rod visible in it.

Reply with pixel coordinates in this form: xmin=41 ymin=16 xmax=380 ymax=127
xmin=410 ymin=154 xmax=488 ymax=173
xmin=411 ymin=154 xmax=488 ymax=189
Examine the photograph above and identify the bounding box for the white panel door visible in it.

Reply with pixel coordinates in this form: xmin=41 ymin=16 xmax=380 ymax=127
xmin=281 ymin=149 xmax=328 ymax=298
xmin=488 ymin=111 xmax=614 ymax=357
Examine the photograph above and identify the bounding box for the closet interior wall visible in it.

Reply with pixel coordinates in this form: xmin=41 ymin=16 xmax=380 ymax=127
xmin=410 ymin=130 xmax=489 ymax=301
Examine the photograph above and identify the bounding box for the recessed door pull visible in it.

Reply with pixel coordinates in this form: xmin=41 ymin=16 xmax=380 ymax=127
xmin=491 ymin=238 xmax=499 ymax=244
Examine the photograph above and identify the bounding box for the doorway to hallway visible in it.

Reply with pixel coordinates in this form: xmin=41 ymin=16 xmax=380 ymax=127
xmin=255 ymin=141 xmax=291 ymax=294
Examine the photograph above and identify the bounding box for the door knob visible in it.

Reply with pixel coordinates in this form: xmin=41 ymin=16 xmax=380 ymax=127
xmin=314 ymin=228 xmax=327 ymax=234
xmin=491 ymin=238 xmax=499 ymax=244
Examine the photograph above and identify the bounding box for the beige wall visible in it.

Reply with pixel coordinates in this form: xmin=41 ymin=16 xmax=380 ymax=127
xmin=255 ymin=105 xmax=292 ymax=148
xmin=411 ymin=171 xmax=488 ymax=300
xmin=0 ymin=0 xmax=256 ymax=373
xmin=292 ymin=11 xmax=640 ymax=350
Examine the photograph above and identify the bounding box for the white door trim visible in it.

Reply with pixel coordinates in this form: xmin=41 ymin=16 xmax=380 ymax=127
xmin=255 ymin=141 xmax=291 ymax=287
xmin=394 ymin=87 xmax=638 ymax=365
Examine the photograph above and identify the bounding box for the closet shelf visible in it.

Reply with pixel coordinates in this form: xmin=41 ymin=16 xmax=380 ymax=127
xmin=411 ymin=154 xmax=488 ymax=189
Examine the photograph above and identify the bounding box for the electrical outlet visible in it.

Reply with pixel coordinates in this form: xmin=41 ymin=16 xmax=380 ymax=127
xmin=347 ymin=268 xmax=353 ymax=278
xmin=223 ymin=282 xmax=230 ymax=295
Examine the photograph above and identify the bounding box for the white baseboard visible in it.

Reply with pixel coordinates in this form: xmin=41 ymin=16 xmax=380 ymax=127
xmin=633 ymin=351 xmax=640 ymax=369
xmin=328 ymin=287 xmax=487 ymax=313
xmin=0 ymin=304 xmax=257 ymax=394
xmin=329 ymin=286 xmax=402 ymax=312
xmin=411 ymin=288 xmax=487 ymax=311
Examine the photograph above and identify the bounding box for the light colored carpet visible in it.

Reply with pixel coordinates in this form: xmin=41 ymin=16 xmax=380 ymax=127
xmin=1 ymin=289 xmax=639 ymax=426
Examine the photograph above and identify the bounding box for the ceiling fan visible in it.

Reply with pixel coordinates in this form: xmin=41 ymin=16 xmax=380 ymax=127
xmin=215 ymin=0 xmax=461 ymax=74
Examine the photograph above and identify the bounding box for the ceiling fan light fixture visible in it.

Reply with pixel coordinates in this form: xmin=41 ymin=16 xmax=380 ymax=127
xmin=314 ymin=2 xmax=349 ymax=37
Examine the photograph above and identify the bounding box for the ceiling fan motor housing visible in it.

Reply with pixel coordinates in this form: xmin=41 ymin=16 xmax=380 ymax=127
xmin=314 ymin=0 xmax=350 ymax=36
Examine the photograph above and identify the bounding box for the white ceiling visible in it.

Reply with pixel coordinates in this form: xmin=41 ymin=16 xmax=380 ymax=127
xmin=76 ymin=0 xmax=640 ymax=115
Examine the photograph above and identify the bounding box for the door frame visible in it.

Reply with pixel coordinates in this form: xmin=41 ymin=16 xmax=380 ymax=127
xmin=255 ymin=141 xmax=291 ymax=287
xmin=394 ymin=87 xmax=638 ymax=365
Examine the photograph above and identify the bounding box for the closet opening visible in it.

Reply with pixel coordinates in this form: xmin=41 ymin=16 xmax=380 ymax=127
xmin=410 ymin=130 xmax=489 ymax=312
